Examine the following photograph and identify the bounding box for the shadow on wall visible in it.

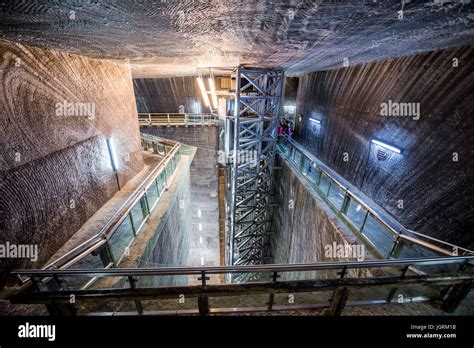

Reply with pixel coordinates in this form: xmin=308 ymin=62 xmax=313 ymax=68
xmin=293 ymin=45 xmax=474 ymax=249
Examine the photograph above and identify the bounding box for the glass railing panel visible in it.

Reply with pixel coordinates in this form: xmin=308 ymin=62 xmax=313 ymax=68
xmin=306 ymin=163 xmax=319 ymax=183
xmin=396 ymin=239 xmax=460 ymax=274
xmin=209 ymin=293 xmax=270 ymax=310
xmin=69 ymin=248 xmax=105 ymax=269
xmin=319 ymin=172 xmax=331 ymax=196
xmin=60 ymin=275 xmax=97 ymax=291
xmin=157 ymin=143 xmax=165 ymax=155
xmin=273 ymin=291 xmax=332 ymax=309
xmin=145 ymin=180 xmax=160 ymax=209
xmin=280 ymin=141 xmax=290 ymax=155
xmin=276 ymin=140 xmax=471 ymax=261
xmin=157 ymin=171 xmax=166 ymax=193
xmin=165 ymin=160 xmax=173 ymax=179
xmin=108 ymin=214 xmax=135 ymax=263
xmin=361 ymin=213 xmax=396 ymax=257
xmin=137 ymin=274 xmax=188 ymax=287
xmin=397 ymin=239 xmax=443 ymax=259
xmin=231 ymin=272 xmax=270 ymax=283
xmin=42 ymin=277 xmax=60 ymax=291
xmin=292 ymin=149 xmax=302 ymax=166
xmin=130 ymin=197 xmax=149 ymax=233
xmin=327 ymin=181 xmax=345 ymax=210
xmin=302 ymin=158 xmax=311 ymax=175
xmin=169 ymin=156 xmax=175 ymax=172
xmin=141 ymin=298 xmax=198 ymax=312
xmin=173 ymin=153 xmax=180 ymax=170
xmin=170 ymin=156 xmax=176 ymax=173
xmin=345 ymin=199 xmax=369 ymax=230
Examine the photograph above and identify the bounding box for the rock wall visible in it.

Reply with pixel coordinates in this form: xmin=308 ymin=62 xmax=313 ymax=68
xmin=270 ymin=155 xmax=374 ymax=280
xmin=133 ymin=77 xmax=207 ymax=114
xmin=137 ymin=156 xmax=193 ymax=287
xmin=140 ymin=126 xmax=221 ymax=269
xmin=294 ymin=46 xmax=474 ymax=249
xmin=0 ymin=40 xmax=143 ymax=286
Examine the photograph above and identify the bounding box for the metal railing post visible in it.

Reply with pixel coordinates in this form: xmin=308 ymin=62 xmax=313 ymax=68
xmin=267 ymin=271 xmax=280 ymax=311
xmin=329 ymin=266 xmax=349 ymax=316
xmin=128 ymin=276 xmax=144 ymax=315
xmin=53 ymin=274 xmax=68 ymax=291
xmin=100 ymin=239 xmax=116 ymax=266
xmin=441 ymin=280 xmax=472 ymax=313
xmin=197 ymin=270 xmax=210 ymax=315
xmin=341 ymin=193 xmax=350 ymax=214
xmin=359 ymin=210 xmax=369 ymax=233
xmin=129 ymin=212 xmax=137 ymax=237
xmin=386 ymin=265 xmax=409 ymax=303
xmin=388 ymin=233 xmax=403 ymax=258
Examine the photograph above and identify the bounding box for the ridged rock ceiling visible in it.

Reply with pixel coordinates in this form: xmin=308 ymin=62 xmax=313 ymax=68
xmin=0 ymin=0 xmax=473 ymax=77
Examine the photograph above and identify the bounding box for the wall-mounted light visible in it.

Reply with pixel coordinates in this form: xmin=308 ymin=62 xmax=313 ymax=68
xmin=208 ymin=77 xmax=218 ymax=109
xmin=106 ymin=138 xmax=121 ymax=190
xmin=371 ymin=139 xmax=401 ymax=154
xmin=309 ymin=118 xmax=321 ymax=124
xmin=107 ymin=138 xmax=119 ymax=170
xmin=197 ymin=77 xmax=211 ymax=109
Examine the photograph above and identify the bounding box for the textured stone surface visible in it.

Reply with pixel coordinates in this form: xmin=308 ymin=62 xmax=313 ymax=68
xmin=45 ymin=152 xmax=163 ymax=267
xmin=134 ymin=155 xmax=194 ymax=287
xmin=0 ymin=40 xmax=143 ymax=287
xmin=134 ymin=77 xmax=206 ymax=114
xmin=293 ymin=46 xmax=474 ymax=249
xmin=270 ymin=155 xmax=374 ymax=280
xmin=140 ymin=126 xmax=221 ymax=281
xmin=0 ymin=1 xmax=472 ymax=77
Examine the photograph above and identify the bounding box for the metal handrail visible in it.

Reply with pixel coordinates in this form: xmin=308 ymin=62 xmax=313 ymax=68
xmin=277 ymin=135 xmax=474 ymax=257
xmin=42 ymin=134 xmax=182 ymax=271
xmin=12 ymin=256 xmax=474 ymax=279
xmin=138 ymin=113 xmax=221 ymax=126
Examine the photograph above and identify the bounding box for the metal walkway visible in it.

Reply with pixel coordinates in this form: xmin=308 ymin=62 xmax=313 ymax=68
xmin=138 ymin=113 xmax=220 ymax=127
xmin=10 ymin=256 xmax=474 ymax=316
xmin=277 ymin=135 xmax=474 ymax=259
xmin=227 ymin=67 xmax=284 ymax=274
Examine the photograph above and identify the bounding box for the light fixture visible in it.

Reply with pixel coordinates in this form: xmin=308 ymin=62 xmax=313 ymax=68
xmin=208 ymin=77 xmax=218 ymax=109
xmin=309 ymin=118 xmax=321 ymax=124
xmin=107 ymin=138 xmax=119 ymax=171
xmin=371 ymin=139 xmax=401 ymax=154
xmin=197 ymin=77 xmax=211 ymax=109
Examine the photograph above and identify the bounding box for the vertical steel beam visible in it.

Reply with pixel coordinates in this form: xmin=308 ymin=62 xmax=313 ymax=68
xmin=227 ymin=66 xmax=284 ymax=278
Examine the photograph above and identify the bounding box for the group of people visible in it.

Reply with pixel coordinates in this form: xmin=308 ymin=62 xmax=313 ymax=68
xmin=278 ymin=120 xmax=293 ymax=139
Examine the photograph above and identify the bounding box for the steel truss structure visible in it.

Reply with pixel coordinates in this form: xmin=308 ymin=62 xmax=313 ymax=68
xmin=227 ymin=66 xmax=284 ymax=275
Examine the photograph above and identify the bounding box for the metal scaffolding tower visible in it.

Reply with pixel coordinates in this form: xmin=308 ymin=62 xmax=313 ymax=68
xmin=227 ymin=66 xmax=284 ymax=273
